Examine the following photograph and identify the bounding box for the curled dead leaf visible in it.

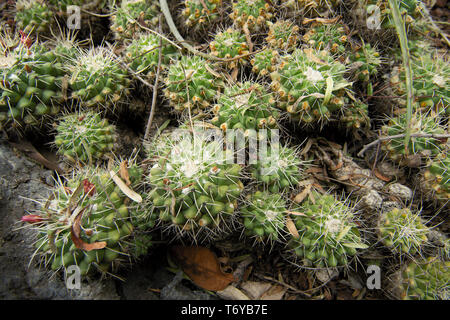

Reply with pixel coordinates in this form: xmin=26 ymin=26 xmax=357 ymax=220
xmin=119 ymin=160 xmax=132 ymax=186
xmin=170 ymin=246 xmax=236 ymax=291
xmin=70 ymin=206 xmax=107 ymax=251
xmin=110 ymin=170 xmax=142 ymax=203
xmin=294 ymin=184 xmax=312 ymax=203
xmin=373 ymin=168 xmax=391 ymax=182
xmin=286 ymin=216 xmax=299 ymax=239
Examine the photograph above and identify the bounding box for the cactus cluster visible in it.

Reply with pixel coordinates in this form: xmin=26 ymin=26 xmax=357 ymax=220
xmin=266 ymin=20 xmax=300 ymax=52
xmin=250 ymin=48 xmax=280 ymax=77
xmin=54 ymin=111 xmax=116 ymax=164
xmin=270 ymin=49 xmax=351 ymax=126
xmin=15 ymin=0 xmax=52 ymax=34
xmin=348 ymin=43 xmax=382 ymax=84
xmin=211 ymin=81 xmax=279 ymax=133
xmin=229 ymin=0 xmax=274 ymax=32
xmin=0 ymin=42 xmax=65 ymax=131
xmin=26 ymin=164 xmax=149 ymax=277
xmin=181 ymin=0 xmax=222 ymax=31
xmin=380 ymin=112 xmax=447 ymax=164
xmin=302 ymin=23 xmax=348 ymax=56
xmin=339 ymin=99 xmax=370 ymax=131
xmin=287 ymin=192 xmax=367 ymax=268
xmin=240 ymin=191 xmax=287 ymax=243
xmin=209 ymin=28 xmax=249 ymax=69
xmin=390 ymin=257 xmax=450 ymax=300
xmin=146 ymin=126 xmax=244 ymax=242
xmin=67 ymin=46 xmax=131 ymax=110
xmin=423 ymin=152 xmax=450 ymax=202
xmin=124 ymin=33 xmax=178 ymax=81
xmin=378 ymin=208 xmax=429 ymax=255
xmin=110 ymin=0 xmax=160 ymax=40
xmin=163 ymin=55 xmax=222 ymax=114
xmin=250 ymin=144 xmax=303 ymax=193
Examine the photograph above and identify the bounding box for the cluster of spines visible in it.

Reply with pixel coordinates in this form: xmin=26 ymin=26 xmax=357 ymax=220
xmin=229 ymin=0 xmax=274 ymax=32
xmin=250 ymin=48 xmax=280 ymax=77
xmin=181 ymin=0 xmax=222 ymax=31
xmin=209 ymin=28 xmax=249 ymax=69
xmin=423 ymin=152 xmax=450 ymax=202
xmin=302 ymin=22 xmax=348 ymax=56
xmin=15 ymin=0 xmax=52 ymax=34
xmin=281 ymin=0 xmax=342 ymax=17
xmin=348 ymin=43 xmax=382 ymax=84
xmin=266 ymin=20 xmax=300 ymax=52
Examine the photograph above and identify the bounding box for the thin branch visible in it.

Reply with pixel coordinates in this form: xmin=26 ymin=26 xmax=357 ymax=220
xmin=357 ymin=133 xmax=450 ymax=158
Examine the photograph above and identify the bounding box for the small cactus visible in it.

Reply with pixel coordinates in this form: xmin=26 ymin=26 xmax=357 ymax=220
xmin=110 ymin=0 xmax=160 ymax=40
xmin=270 ymin=48 xmax=351 ymax=126
xmin=211 ymin=81 xmax=280 ymax=134
xmin=163 ymin=55 xmax=222 ymax=114
xmin=378 ymin=207 xmax=429 ymax=255
xmin=240 ymin=191 xmax=287 ymax=243
xmin=250 ymin=48 xmax=280 ymax=77
xmin=423 ymin=152 xmax=450 ymax=202
xmin=302 ymin=22 xmax=348 ymax=56
xmin=22 ymin=164 xmax=150 ymax=277
xmin=54 ymin=111 xmax=116 ymax=164
xmin=266 ymin=20 xmax=300 ymax=52
xmin=181 ymin=0 xmax=222 ymax=32
xmin=145 ymin=124 xmax=244 ymax=242
xmin=339 ymin=99 xmax=370 ymax=131
xmin=348 ymin=43 xmax=382 ymax=84
xmin=67 ymin=46 xmax=131 ymax=110
xmin=209 ymin=28 xmax=249 ymax=69
xmin=287 ymin=192 xmax=367 ymax=269
xmin=229 ymin=0 xmax=274 ymax=32
xmin=15 ymin=0 xmax=52 ymax=35
xmin=389 ymin=257 xmax=450 ymax=300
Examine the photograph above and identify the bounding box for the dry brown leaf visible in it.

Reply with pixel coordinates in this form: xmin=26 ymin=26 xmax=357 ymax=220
xmin=241 ymin=281 xmax=272 ymax=300
xmin=303 ymin=16 xmax=341 ymax=25
xmin=10 ymin=140 xmax=64 ymax=174
xmin=216 ymin=286 xmax=250 ymax=300
xmin=110 ymin=170 xmax=142 ymax=203
xmin=260 ymin=285 xmax=287 ymax=300
xmin=119 ymin=160 xmax=132 ymax=186
xmin=170 ymin=246 xmax=236 ymax=291
xmin=286 ymin=216 xmax=299 ymax=239
xmin=71 ymin=207 xmax=107 ymax=251
xmin=286 ymin=211 xmax=307 ymax=217
xmin=294 ymin=184 xmax=312 ymax=203
xmin=300 ymin=138 xmax=314 ymax=155
xmin=373 ymin=168 xmax=391 ymax=182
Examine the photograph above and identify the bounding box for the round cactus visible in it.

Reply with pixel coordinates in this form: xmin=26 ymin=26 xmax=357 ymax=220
xmin=302 ymin=23 xmax=348 ymax=56
xmin=54 ymin=111 xmax=116 ymax=164
xmin=0 ymin=42 xmax=65 ymax=131
xmin=389 ymin=257 xmax=450 ymax=300
xmin=110 ymin=0 xmax=160 ymax=40
xmin=240 ymin=191 xmax=287 ymax=243
xmin=15 ymin=0 xmax=52 ymax=34
xmin=339 ymin=99 xmax=370 ymax=131
xmin=389 ymin=54 xmax=449 ymax=115
xmin=348 ymin=43 xmax=382 ymax=83
xmin=266 ymin=20 xmax=300 ymax=52
xmin=287 ymin=191 xmax=367 ymax=269
xmin=250 ymin=144 xmax=303 ymax=193
xmin=181 ymin=0 xmax=222 ymax=32
xmin=124 ymin=33 xmax=178 ymax=81
xmin=378 ymin=207 xmax=429 ymax=255
xmin=250 ymin=48 xmax=280 ymax=77
xmin=22 ymin=163 xmax=150 ymax=277
xmin=229 ymin=0 xmax=274 ymax=32
xmin=145 ymin=125 xmax=244 ymax=242
xmin=211 ymin=81 xmax=280 ymax=134
xmin=163 ymin=55 xmax=222 ymax=114
xmin=380 ymin=112 xmax=447 ymax=165
xmin=423 ymin=152 xmax=450 ymax=202
xmin=209 ymin=28 xmax=249 ymax=69
xmin=270 ymin=48 xmax=351 ymax=126
xmin=67 ymin=46 xmax=131 ymax=110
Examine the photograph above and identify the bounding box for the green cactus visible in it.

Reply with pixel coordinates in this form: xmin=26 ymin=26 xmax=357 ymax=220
xmin=211 ymin=81 xmax=280 ymax=134
xmin=270 ymin=48 xmax=351 ymax=126
xmin=287 ymin=192 xmax=367 ymax=268
xmin=145 ymin=125 xmax=244 ymax=242
xmin=229 ymin=0 xmax=274 ymax=32
xmin=241 ymin=191 xmax=287 ymax=243
xmin=302 ymin=23 xmax=348 ymax=56
xmin=15 ymin=0 xmax=52 ymax=35
xmin=0 ymin=42 xmax=65 ymax=131
xmin=209 ymin=28 xmax=249 ymax=69
xmin=423 ymin=152 xmax=450 ymax=202
xmin=110 ymin=0 xmax=160 ymax=40
xmin=163 ymin=55 xmax=222 ymax=114
xmin=24 ymin=163 xmax=151 ymax=277
xmin=348 ymin=43 xmax=382 ymax=84
xmin=266 ymin=20 xmax=300 ymax=52
xmin=250 ymin=144 xmax=303 ymax=193
xmin=380 ymin=112 xmax=447 ymax=164
xmin=67 ymin=46 xmax=131 ymax=110
xmin=363 ymin=0 xmax=422 ymax=30
xmin=378 ymin=207 xmax=429 ymax=255
xmin=181 ymin=0 xmax=222 ymax=31
xmin=389 ymin=54 xmax=449 ymax=116
xmin=54 ymin=111 xmax=116 ymax=164
xmin=250 ymin=48 xmax=280 ymax=77
xmin=339 ymin=99 xmax=370 ymax=131
xmin=390 ymin=257 xmax=450 ymax=300
xmin=48 ymin=0 xmax=108 ymax=12
xmin=124 ymin=33 xmax=178 ymax=81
